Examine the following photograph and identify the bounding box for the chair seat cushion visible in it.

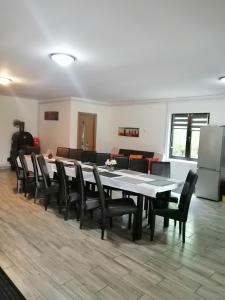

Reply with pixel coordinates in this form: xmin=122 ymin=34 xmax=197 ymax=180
xmin=153 ymin=208 xmax=181 ymax=220
xmin=94 ymin=197 xmax=137 ymax=218
xmin=69 ymin=191 xmax=79 ymax=202
xmin=85 ymin=197 xmax=100 ymax=210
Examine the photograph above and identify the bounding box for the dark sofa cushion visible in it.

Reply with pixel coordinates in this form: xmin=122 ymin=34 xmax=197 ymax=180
xmin=119 ymin=149 xmax=154 ymax=158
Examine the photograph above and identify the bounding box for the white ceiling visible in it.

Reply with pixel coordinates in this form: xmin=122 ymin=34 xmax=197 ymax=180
xmin=1 ymin=0 xmax=225 ymax=102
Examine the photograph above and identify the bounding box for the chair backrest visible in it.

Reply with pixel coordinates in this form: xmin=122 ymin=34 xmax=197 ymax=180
xmin=56 ymin=147 xmax=69 ymax=158
xmin=69 ymin=148 xmax=83 ymax=160
xmin=150 ymin=161 xmax=170 ymax=177
xmin=31 ymin=153 xmax=39 ymax=185
xmin=96 ymin=153 xmax=110 ymax=166
xmin=81 ymin=151 xmax=96 ymax=163
xmin=129 ymin=158 xmax=149 ymax=173
xmin=74 ymin=162 xmax=87 ymax=208
xmin=37 ymin=155 xmax=51 ymax=188
xmin=178 ymin=170 xmax=198 ymax=220
xmin=18 ymin=150 xmax=29 ymax=179
xmin=93 ymin=167 xmax=106 ymax=216
xmin=11 ymin=155 xmax=22 ymax=179
xmin=114 ymin=156 xmax=129 ymax=169
xmin=55 ymin=160 xmax=69 ymax=200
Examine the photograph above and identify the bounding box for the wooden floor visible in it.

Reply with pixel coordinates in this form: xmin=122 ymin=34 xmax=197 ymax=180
xmin=1 ymin=170 xmax=225 ymax=300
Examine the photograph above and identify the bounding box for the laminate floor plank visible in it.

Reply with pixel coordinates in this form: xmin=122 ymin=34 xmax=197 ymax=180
xmin=1 ymin=170 xmax=225 ymax=299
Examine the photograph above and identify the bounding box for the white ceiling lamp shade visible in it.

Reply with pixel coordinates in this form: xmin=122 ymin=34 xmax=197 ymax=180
xmin=49 ymin=53 xmax=76 ymax=66
xmin=218 ymin=76 xmax=225 ymax=83
xmin=0 ymin=76 xmax=12 ymax=85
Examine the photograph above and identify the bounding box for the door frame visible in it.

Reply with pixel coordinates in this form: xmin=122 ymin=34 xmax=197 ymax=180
xmin=77 ymin=112 xmax=97 ymax=150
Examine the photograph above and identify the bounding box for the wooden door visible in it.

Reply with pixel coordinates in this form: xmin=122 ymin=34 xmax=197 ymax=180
xmin=77 ymin=112 xmax=97 ymax=150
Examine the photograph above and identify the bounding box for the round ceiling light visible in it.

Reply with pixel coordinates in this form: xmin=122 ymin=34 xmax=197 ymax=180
xmin=219 ymin=76 xmax=225 ymax=83
xmin=49 ymin=53 xmax=76 ymax=66
xmin=0 ymin=76 xmax=12 ymax=85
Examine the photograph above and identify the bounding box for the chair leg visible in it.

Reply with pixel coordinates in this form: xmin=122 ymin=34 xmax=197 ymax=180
xmin=100 ymin=220 xmax=105 ymax=240
xmin=179 ymin=221 xmax=182 ymax=235
xmin=45 ymin=194 xmax=50 ymax=211
xmin=128 ymin=213 xmax=132 ymax=229
xmin=64 ymin=199 xmax=70 ymax=221
xmin=109 ymin=217 xmax=113 ymax=228
xmin=34 ymin=187 xmax=38 ymax=203
xmin=132 ymin=213 xmax=137 ymax=241
xmin=80 ymin=210 xmax=84 ymax=229
xmin=144 ymin=197 xmax=149 ymax=218
xmin=150 ymin=214 xmax=156 ymax=241
xmin=182 ymin=222 xmax=186 ymax=243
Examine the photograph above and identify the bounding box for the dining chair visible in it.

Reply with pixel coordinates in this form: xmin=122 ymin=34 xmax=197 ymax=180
xmin=150 ymin=161 xmax=170 ymax=177
xmin=11 ymin=155 xmax=24 ymax=193
xmin=123 ymin=158 xmax=149 ymax=199
xmin=31 ymin=152 xmax=44 ymax=201
xmin=18 ymin=150 xmax=35 ymax=197
xmin=95 ymin=153 xmax=110 ymax=166
xmin=80 ymin=150 xmax=96 ymax=163
xmin=68 ymin=148 xmax=83 ymax=160
xmin=37 ymin=155 xmax=59 ymax=210
xmin=149 ymin=170 xmax=198 ymax=243
xmin=93 ymin=166 xmax=138 ymax=240
xmin=56 ymin=147 xmax=70 ymax=158
xmin=129 ymin=158 xmax=149 ymax=174
xmin=148 ymin=161 xmax=178 ymax=222
xmin=55 ymin=160 xmax=79 ymax=220
xmin=75 ymin=162 xmax=102 ymax=229
xmin=113 ymin=156 xmax=129 ymax=170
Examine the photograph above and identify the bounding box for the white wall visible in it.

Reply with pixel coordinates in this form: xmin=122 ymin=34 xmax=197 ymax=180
xmin=70 ymin=99 xmax=111 ymax=152
xmin=0 ymin=95 xmax=38 ymax=167
xmin=39 ymin=100 xmax=71 ymax=154
xmin=38 ymin=95 xmax=225 ymax=181
xmin=110 ymin=102 xmax=167 ymax=154
xmin=166 ymin=96 xmax=225 ymax=179
xmin=39 ymin=98 xmax=111 ymax=154
xmin=110 ymin=96 xmax=225 ymax=180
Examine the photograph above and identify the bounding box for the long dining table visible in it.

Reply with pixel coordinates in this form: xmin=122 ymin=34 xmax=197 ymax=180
xmin=20 ymin=155 xmax=183 ymax=240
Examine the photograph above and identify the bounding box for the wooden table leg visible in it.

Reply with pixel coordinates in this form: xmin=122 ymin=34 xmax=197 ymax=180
xmin=135 ymin=194 xmax=143 ymax=240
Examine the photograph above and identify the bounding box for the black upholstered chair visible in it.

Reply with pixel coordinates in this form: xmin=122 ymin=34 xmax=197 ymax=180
xmin=37 ymin=155 xmax=59 ymax=210
xmin=114 ymin=156 xmax=129 ymax=170
xmin=129 ymin=158 xmax=149 ymax=174
xmin=150 ymin=161 xmax=170 ymax=177
xmin=56 ymin=147 xmax=70 ymax=158
xmin=96 ymin=153 xmax=110 ymax=166
xmin=18 ymin=150 xmax=35 ymax=197
xmin=149 ymin=170 xmax=198 ymax=243
xmin=150 ymin=161 xmax=178 ymax=207
xmin=75 ymin=162 xmax=101 ymax=229
xmin=68 ymin=148 xmax=83 ymax=160
xmin=93 ymin=166 xmax=138 ymax=240
xmin=123 ymin=158 xmax=149 ymax=199
xmin=81 ymin=151 xmax=96 ymax=163
xmin=11 ymin=155 xmax=24 ymax=192
xmin=31 ymin=152 xmax=44 ymax=201
xmin=55 ymin=160 xmax=79 ymax=220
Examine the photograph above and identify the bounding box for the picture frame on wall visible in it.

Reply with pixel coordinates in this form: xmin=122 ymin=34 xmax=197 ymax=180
xmin=44 ymin=111 xmax=59 ymax=121
xmin=118 ymin=127 xmax=139 ymax=137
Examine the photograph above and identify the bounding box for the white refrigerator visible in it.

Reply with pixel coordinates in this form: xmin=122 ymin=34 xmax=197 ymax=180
xmin=196 ymin=125 xmax=225 ymax=201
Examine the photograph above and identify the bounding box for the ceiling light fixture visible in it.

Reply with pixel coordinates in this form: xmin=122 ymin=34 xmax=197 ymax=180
xmin=219 ymin=76 xmax=225 ymax=83
xmin=49 ymin=52 xmax=76 ymax=66
xmin=0 ymin=76 xmax=12 ymax=85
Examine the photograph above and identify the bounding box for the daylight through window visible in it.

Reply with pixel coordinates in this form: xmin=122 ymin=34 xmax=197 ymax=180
xmin=169 ymin=113 xmax=210 ymax=160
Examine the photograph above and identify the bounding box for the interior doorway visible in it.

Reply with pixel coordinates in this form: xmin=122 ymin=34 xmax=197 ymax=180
xmin=77 ymin=112 xmax=97 ymax=151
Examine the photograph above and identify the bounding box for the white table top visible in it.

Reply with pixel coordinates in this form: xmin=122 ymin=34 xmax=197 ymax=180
xmin=19 ymin=155 xmax=182 ymax=198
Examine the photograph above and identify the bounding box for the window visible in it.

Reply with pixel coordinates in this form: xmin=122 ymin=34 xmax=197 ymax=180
xmin=169 ymin=113 xmax=210 ymax=160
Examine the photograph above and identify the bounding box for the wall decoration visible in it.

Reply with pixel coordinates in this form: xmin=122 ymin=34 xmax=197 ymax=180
xmin=118 ymin=127 xmax=139 ymax=137
xmin=44 ymin=111 xmax=59 ymax=121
